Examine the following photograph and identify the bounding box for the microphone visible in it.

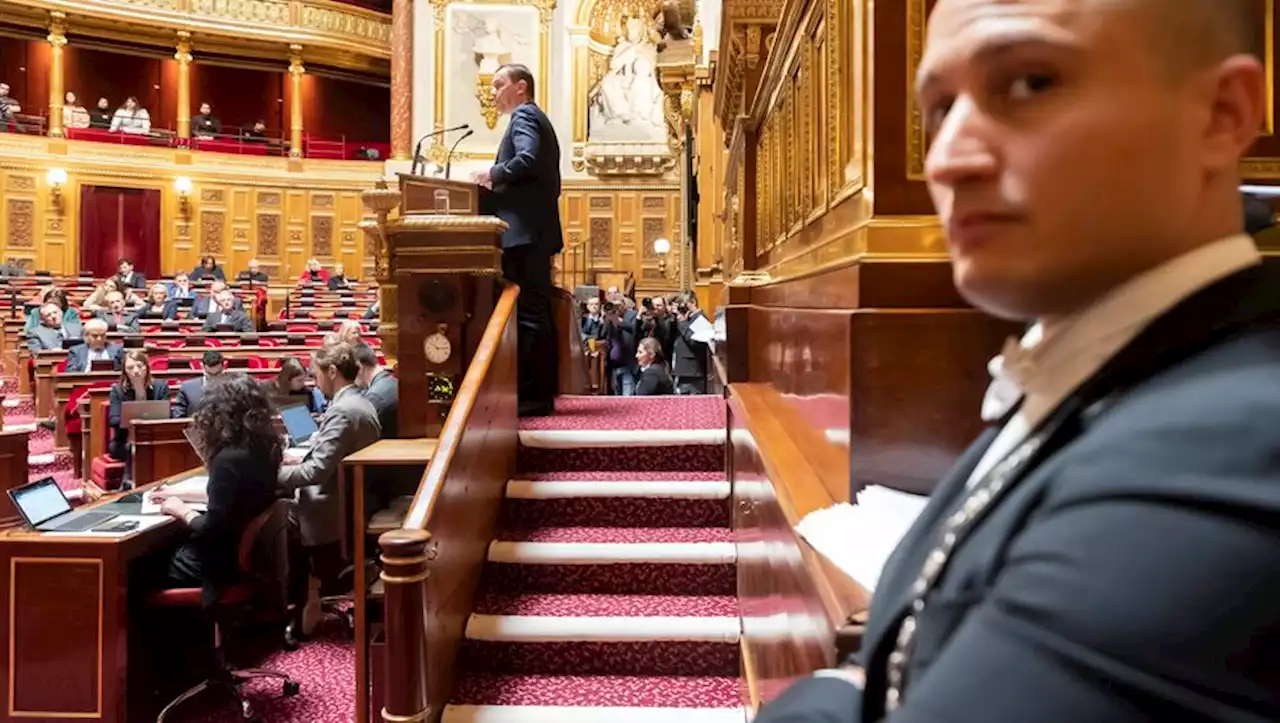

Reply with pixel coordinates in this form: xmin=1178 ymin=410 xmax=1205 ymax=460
xmin=411 ymin=123 xmax=469 ymax=175
xmin=444 ymin=129 xmax=475 ymax=180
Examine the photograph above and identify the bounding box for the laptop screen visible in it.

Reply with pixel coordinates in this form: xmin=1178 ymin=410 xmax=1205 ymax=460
xmin=10 ymin=478 xmax=70 ymax=527
xmin=280 ymin=404 xmax=319 ymax=445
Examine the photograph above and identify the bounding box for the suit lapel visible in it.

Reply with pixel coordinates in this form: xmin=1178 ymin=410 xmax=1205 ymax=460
xmin=863 ymin=262 xmax=1280 ymax=674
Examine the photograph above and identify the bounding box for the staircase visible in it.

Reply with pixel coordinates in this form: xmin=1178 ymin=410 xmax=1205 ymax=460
xmin=0 ymin=376 xmax=78 ymax=492
xmin=443 ymin=396 xmax=747 ymax=723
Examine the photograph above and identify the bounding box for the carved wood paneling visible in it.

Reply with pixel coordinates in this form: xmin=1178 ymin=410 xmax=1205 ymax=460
xmin=6 ymin=199 xmax=34 ymax=249
xmin=560 ymin=186 xmax=682 ymax=293
xmin=200 ymin=211 xmax=225 ymax=254
xmin=590 ymin=217 xmax=613 ymax=260
xmin=257 ymin=214 xmax=281 ymax=255
xmin=311 ymin=215 xmax=334 ymax=257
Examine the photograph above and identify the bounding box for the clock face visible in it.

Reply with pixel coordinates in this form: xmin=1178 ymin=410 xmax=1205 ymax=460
xmin=424 ymin=332 xmax=452 ymax=364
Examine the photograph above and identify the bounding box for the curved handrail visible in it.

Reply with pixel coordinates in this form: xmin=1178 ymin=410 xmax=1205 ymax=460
xmin=404 ymin=281 xmax=519 ymax=531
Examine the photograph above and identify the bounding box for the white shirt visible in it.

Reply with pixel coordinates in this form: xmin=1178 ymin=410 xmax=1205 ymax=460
xmin=968 ymin=234 xmax=1262 ymax=487
xmin=88 ymin=346 xmax=111 ymax=361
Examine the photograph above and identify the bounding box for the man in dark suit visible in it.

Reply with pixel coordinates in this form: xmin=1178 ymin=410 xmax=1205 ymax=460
xmin=201 ymin=290 xmax=253 ymax=332
xmin=670 ymin=291 xmax=708 ymax=395
xmin=115 ymin=258 xmax=146 ymax=289
xmin=172 ymin=350 xmax=225 ymax=418
xmin=192 ymin=280 xmax=241 ymax=318
xmin=755 ymin=2 xmax=1280 ymax=722
xmin=65 ymin=319 xmax=122 ymax=373
xmin=96 ymin=291 xmax=139 ymax=332
xmin=473 ymin=63 xmax=562 ymax=417
xmin=354 ymin=342 xmax=398 ymax=438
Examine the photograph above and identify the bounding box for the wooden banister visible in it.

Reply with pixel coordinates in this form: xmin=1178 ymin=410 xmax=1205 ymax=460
xmin=378 ymin=282 xmax=520 ymax=723
xmin=553 ymin=286 xmax=589 ymax=395
xmin=730 ymin=383 xmax=869 ymax=708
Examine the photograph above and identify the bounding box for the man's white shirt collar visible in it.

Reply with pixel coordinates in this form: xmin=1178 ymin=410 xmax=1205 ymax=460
xmin=972 ymin=234 xmax=1261 ymax=486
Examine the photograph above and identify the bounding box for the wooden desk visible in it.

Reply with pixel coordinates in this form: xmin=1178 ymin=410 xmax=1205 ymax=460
xmin=0 ymin=467 xmax=202 ymax=722
xmin=342 ymin=438 xmax=436 ymax=723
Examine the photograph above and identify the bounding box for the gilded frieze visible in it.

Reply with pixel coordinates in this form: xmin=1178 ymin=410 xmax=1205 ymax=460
xmin=311 ymin=215 xmax=334 ymax=257
xmin=7 ymin=200 xmax=35 ymax=249
xmin=201 ymin=211 xmax=225 ymax=254
xmin=190 ymin=0 xmax=290 ymax=25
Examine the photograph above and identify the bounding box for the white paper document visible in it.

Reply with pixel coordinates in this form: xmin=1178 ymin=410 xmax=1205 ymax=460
xmin=689 ymin=314 xmax=716 ymax=343
xmin=795 ymin=485 xmax=930 ymax=592
xmin=141 ymin=475 xmax=210 ymax=515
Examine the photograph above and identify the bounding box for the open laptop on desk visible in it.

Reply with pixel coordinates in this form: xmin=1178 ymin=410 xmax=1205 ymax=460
xmin=8 ymin=477 xmax=120 ymax=532
xmin=280 ymin=403 xmax=319 ymax=457
xmin=121 ymin=399 xmax=171 ymax=428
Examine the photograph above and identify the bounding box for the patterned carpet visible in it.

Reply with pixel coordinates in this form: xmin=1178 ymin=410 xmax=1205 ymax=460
xmin=443 ymin=395 xmax=745 ymax=722
xmin=2 ymin=383 xmax=739 ymax=722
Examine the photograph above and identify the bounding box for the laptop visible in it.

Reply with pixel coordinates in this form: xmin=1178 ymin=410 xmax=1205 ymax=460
xmin=280 ymin=403 xmax=319 ymax=452
xmin=121 ymin=400 xmax=171 ymax=428
xmin=8 ymin=477 xmax=119 ymax=532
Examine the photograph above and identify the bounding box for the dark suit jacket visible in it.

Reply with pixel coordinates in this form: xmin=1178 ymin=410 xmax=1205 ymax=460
xmin=172 ymin=376 xmax=208 ymax=418
xmin=671 ymin=310 xmax=709 ymax=380
xmin=107 ymin=379 xmax=170 ymax=461
xmin=66 ymin=342 xmax=123 ymax=373
xmin=635 ymin=364 xmax=673 ymax=396
xmin=138 ymin=300 xmax=178 ymax=321
xmin=755 ymin=264 xmax=1280 ymax=723
xmin=485 ymin=102 xmax=563 ymax=254
xmin=237 ymin=271 xmax=269 ymax=284
xmin=602 ymin=309 xmax=641 ymax=373
xmin=201 ymin=309 xmax=253 ymax=333
xmin=192 ymin=294 xmax=242 ymax=319
xmin=169 ymin=445 xmax=278 ymax=607
xmin=96 ymin=309 xmax=139 ymax=332
xmin=190 ymin=265 xmax=225 ymax=282
xmin=116 ymin=271 xmax=146 ymax=289
xmin=363 ymin=369 xmax=399 ymax=439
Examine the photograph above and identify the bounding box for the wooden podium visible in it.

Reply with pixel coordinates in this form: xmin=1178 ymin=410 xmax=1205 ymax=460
xmin=363 ymin=174 xmax=508 ymax=438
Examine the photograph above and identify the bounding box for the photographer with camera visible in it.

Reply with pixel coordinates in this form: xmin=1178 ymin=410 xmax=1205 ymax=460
xmin=601 ymin=296 xmax=641 ymax=395
xmin=669 ymin=291 xmax=708 ymax=395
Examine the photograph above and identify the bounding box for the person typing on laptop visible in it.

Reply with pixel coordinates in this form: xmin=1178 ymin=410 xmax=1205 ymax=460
xmin=277 ymin=342 xmax=380 ymax=601
xmin=108 ymin=350 xmax=169 ymax=463
xmin=149 ymin=375 xmax=279 ymax=603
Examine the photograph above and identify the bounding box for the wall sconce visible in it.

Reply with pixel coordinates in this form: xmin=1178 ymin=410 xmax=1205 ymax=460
xmin=653 ymin=237 xmax=671 ymax=277
xmin=46 ymin=168 xmax=67 ymax=211
xmin=174 ymin=176 xmax=193 ymax=215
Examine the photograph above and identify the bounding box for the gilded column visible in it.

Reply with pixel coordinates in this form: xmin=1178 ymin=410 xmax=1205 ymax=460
xmin=389 ymin=0 xmax=413 ymax=160
xmin=46 ymin=12 xmax=67 ymax=139
xmin=175 ymin=32 xmax=193 ymax=139
xmin=288 ymin=45 xmax=305 ymax=159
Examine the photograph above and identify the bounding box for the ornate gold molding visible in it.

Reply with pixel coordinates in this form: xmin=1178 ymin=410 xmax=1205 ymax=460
xmin=5 ymin=0 xmax=390 ymax=71
xmin=905 ymin=0 xmax=927 ymax=180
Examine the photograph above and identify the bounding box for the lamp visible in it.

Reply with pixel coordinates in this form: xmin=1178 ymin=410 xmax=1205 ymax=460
xmin=174 ymin=176 xmax=193 ymax=215
xmin=46 ymin=168 xmax=67 ymax=211
xmin=653 ymin=236 xmax=671 ymax=277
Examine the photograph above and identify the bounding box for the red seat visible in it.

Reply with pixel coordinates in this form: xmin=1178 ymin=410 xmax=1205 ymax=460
xmin=146 ymin=499 xmax=299 ymax=720
xmin=91 ymin=454 xmax=126 ymax=490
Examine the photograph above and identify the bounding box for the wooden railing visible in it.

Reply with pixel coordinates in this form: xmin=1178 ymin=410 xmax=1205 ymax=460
xmin=377 ymin=282 xmax=520 ymax=723
xmin=554 ymin=287 xmax=590 ymax=395
xmin=729 ymin=383 xmax=869 ymax=707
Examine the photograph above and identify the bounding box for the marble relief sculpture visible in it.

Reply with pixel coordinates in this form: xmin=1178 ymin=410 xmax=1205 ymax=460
xmin=588 ymin=16 xmax=667 ymax=143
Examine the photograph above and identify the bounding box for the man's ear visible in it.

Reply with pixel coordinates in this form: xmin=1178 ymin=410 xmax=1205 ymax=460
xmin=1203 ymin=55 xmax=1267 ymax=168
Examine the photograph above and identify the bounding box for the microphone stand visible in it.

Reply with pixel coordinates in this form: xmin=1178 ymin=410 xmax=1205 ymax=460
xmin=444 ymin=130 xmax=474 ymax=180
xmin=410 ymin=124 xmax=470 ymax=175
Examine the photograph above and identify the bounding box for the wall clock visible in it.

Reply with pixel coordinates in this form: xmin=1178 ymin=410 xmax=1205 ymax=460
xmin=424 ymin=331 xmax=452 ymax=364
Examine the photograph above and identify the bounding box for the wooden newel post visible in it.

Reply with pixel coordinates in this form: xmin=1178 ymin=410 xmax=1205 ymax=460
xmin=379 ymin=528 xmax=431 ymax=723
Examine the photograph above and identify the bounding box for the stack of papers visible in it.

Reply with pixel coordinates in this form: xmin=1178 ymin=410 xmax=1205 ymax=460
xmin=795 ymin=485 xmax=930 ymax=592
xmin=141 ymin=475 xmax=210 ymax=515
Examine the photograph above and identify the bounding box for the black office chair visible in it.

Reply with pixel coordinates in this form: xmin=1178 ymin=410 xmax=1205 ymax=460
xmin=148 ymin=500 xmax=301 ymax=721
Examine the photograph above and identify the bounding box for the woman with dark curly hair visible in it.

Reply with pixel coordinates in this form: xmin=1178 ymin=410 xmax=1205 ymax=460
xmin=151 ymin=373 xmax=281 ymax=599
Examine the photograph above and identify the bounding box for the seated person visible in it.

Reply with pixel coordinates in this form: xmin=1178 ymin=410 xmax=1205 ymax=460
xmin=83 ymin=277 xmax=142 ymax=311
xmin=138 ymin=283 xmax=178 ymax=320
xmin=242 ymin=120 xmax=268 ymax=142
xmin=237 ymin=258 xmax=269 ymax=284
xmin=278 ymin=343 xmax=380 ymax=591
xmin=109 ymin=96 xmax=150 ymax=135
xmin=190 ymin=102 xmax=222 ymax=139
xmin=96 ymin=291 xmax=140 ymax=331
xmin=191 ymin=279 xmax=239 ymax=318
xmin=361 ymin=300 xmax=379 ymax=321
xmin=115 ymin=257 xmax=146 ymax=289
xmin=172 ymin=350 xmax=225 ymax=418
xmin=201 ymin=289 xmax=253 ymax=332
xmin=66 ymin=319 xmax=123 ymax=373
xmin=166 ymin=270 xmax=195 ymax=300
xmin=150 ymin=374 xmax=280 ymax=605
xmin=297 ymin=258 xmax=329 ymax=285
xmin=88 ymin=96 xmax=111 ymax=129
xmin=355 ymin=342 xmax=397 ymax=438
xmin=107 ymin=350 xmax=169 ymax=463
xmin=22 ymin=287 xmax=82 ymax=338
xmin=190 ymin=255 xmax=225 ymax=282
xmin=634 ymin=337 xmax=674 ymax=396
xmin=26 ymin=302 xmax=72 ymax=353
xmin=268 ymin=356 xmax=327 ymax=414
xmin=326 ymin=263 xmax=353 ymax=290
xmin=62 ymin=91 xmax=89 ymax=129
xmin=336 ymin=319 xmax=363 ymax=346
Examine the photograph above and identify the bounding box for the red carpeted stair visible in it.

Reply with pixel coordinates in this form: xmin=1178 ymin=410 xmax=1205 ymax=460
xmin=444 ymin=395 xmax=746 ymax=723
